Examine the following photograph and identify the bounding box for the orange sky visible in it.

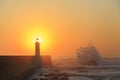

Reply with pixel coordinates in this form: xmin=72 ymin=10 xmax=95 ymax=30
xmin=0 ymin=0 xmax=120 ymax=58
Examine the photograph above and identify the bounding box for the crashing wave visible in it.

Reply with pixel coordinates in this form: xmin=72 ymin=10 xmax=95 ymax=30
xmin=76 ymin=45 xmax=103 ymax=65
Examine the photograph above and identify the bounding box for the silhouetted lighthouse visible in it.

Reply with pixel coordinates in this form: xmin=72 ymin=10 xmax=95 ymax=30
xmin=34 ymin=37 xmax=52 ymax=68
xmin=34 ymin=38 xmax=41 ymax=68
xmin=35 ymin=38 xmax=40 ymax=56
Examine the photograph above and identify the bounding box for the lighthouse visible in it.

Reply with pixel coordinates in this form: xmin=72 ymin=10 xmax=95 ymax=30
xmin=35 ymin=38 xmax=40 ymax=57
xmin=34 ymin=37 xmax=52 ymax=68
xmin=34 ymin=38 xmax=41 ymax=68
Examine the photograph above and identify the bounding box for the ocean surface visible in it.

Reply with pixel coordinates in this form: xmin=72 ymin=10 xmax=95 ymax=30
xmin=29 ymin=57 xmax=120 ymax=80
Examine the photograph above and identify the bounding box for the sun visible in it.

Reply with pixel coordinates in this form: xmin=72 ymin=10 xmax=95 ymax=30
xmin=20 ymin=22 xmax=55 ymax=55
xmin=21 ymin=27 xmax=53 ymax=55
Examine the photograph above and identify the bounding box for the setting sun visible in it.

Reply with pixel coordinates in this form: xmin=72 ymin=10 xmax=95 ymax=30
xmin=20 ymin=26 xmax=54 ymax=55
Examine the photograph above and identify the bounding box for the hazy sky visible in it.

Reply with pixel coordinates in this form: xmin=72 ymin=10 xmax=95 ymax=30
xmin=0 ymin=0 xmax=120 ymax=58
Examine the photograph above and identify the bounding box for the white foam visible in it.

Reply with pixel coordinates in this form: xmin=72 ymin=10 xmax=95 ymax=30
xmin=77 ymin=45 xmax=103 ymax=65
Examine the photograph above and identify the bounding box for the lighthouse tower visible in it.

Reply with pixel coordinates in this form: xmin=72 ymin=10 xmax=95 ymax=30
xmin=34 ymin=38 xmax=41 ymax=68
xmin=34 ymin=37 xmax=52 ymax=68
xmin=35 ymin=38 xmax=40 ymax=57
